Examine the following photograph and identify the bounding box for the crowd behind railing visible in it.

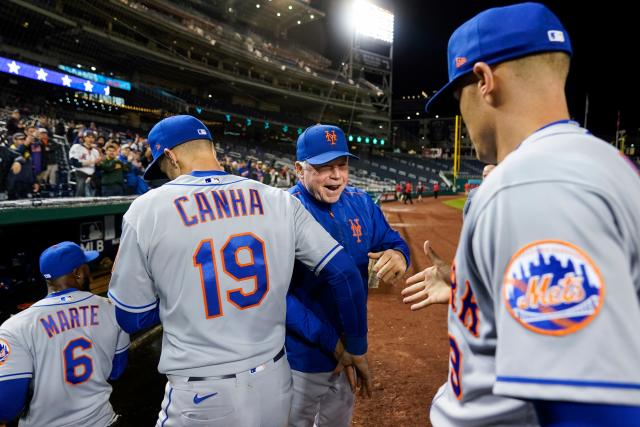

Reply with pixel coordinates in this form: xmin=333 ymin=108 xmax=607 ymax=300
xmin=0 ymin=107 xmax=300 ymax=201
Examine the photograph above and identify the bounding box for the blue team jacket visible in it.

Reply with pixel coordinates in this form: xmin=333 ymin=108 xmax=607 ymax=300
xmin=286 ymin=182 xmax=410 ymax=373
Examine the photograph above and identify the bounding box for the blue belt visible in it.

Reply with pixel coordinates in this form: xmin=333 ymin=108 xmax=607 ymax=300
xmin=188 ymin=348 xmax=286 ymax=381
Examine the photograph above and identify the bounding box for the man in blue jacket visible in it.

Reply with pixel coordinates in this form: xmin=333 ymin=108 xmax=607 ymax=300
xmin=287 ymin=124 xmax=410 ymax=427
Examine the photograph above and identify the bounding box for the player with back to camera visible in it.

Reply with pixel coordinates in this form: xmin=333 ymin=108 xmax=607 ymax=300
xmin=401 ymin=3 xmax=640 ymax=426
xmin=0 ymin=242 xmax=130 ymax=426
xmin=107 ymin=115 xmax=371 ymax=427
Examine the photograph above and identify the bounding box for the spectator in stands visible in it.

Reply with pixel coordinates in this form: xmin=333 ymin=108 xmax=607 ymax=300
xmin=276 ymin=165 xmax=292 ymax=188
xmin=6 ymin=133 xmax=35 ymax=200
xmin=462 ymin=164 xmax=495 ymax=220
xmin=268 ymin=166 xmax=278 ymax=186
xmin=38 ymin=128 xmax=58 ymax=188
xmin=432 ymin=181 xmax=440 ymax=199
xmin=404 ymin=181 xmax=414 ymax=204
xmin=6 ymin=110 xmax=24 ymax=136
xmin=96 ymin=135 xmax=107 ymax=151
xmin=0 ymin=137 xmax=20 ymax=198
xmin=99 ymin=143 xmax=126 ymax=197
xmin=28 ymin=127 xmax=43 ymax=178
xmin=69 ymin=129 xmax=101 ymax=197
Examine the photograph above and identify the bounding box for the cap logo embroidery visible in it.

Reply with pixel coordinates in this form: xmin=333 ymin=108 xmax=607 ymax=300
xmin=155 ymin=144 xmax=161 ymax=151
xmin=455 ymin=57 xmax=467 ymax=68
xmin=325 ymin=130 xmax=338 ymax=145
xmin=547 ymin=30 xmax=565 ymax=42
xmin=197 ymin=129 xmax=207 ymax=135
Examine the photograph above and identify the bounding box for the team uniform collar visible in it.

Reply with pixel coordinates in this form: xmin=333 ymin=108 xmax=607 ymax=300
xmin=45 ymin=288 xmax=79 ymax=298
xmin=189 ymin=170 xmax=228 ymax=177
xmin=519 ymin=120 xmax=584 ymax=149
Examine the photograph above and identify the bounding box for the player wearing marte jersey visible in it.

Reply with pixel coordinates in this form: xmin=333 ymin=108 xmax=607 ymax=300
xmin=0 ymin=242 xmax=129 ymax=426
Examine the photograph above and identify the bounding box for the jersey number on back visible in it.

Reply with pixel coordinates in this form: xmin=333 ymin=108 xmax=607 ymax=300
xmin=193 ymin=233 xmax=269 ymax=318
xmin=63 ymin=337 xmax=93 ymax=385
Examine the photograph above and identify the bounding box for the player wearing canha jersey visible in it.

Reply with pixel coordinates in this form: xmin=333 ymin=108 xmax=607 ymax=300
xmin=108 ymin=115 xmax=370 ymax=427
xmin=402 ymin=3 xmax=640 ymax=426
xmin=0 ymin=242 xmax=130 ymax=426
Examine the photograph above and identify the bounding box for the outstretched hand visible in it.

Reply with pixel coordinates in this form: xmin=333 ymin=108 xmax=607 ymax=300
xmin=401 ymin=241 xmax=451 ymax=310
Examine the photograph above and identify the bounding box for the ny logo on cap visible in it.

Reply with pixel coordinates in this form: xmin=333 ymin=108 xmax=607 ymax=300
xmin=455 ymin=57 xmax=467 ymax=69
xmin=325 ymin=130 xmax=338 ymax=145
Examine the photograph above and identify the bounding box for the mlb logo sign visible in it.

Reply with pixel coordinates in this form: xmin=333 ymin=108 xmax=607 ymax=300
xmin=198 ymin=129 xmax=207 ymax=136
xmin=547 ymin=30 xmax=565 ymax=43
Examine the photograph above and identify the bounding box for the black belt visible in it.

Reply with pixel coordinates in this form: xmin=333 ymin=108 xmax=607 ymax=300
xmin=188 ymin=348 xmax=285 ymax=381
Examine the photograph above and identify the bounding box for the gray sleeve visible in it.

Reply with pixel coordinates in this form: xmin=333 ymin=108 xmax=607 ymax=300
xmin=0 ymin=327 xmax=33 ymax=381
xmin=473 ymin=182 xmax=640 ymax=405
xmin=108 ymin=218 xmax=158 ymax=313
xmin=292 ymin=198 xmax=342 ymax=274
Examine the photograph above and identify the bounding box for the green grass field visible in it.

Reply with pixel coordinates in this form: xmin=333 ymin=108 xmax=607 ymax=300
xmin=442 ymin=197 xmax=467 ymax=211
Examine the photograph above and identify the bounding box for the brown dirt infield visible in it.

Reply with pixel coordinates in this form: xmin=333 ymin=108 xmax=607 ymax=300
xmin=352 ymin=196 xmax=464 ymax=427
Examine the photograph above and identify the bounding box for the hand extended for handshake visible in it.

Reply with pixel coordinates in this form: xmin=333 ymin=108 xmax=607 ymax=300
xmin=401 ymin=241 xmax=451 ymax=310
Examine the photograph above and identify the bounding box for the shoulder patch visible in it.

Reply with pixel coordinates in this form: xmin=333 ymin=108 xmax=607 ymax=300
xmin=0 ymin=338 xmax=10 ymax=365
xmin=502 ymin=240 xmax=604 ymax=336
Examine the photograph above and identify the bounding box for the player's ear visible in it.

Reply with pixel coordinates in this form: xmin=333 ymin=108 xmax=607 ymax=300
xmin=164 ymin=148 xmax=179 ymax=169
xmin=473 ymin=62 xmax=496 ymax=105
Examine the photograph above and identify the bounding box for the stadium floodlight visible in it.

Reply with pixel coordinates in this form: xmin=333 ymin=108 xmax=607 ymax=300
xmin=357 ymin=136 xmax=362 ymax=143
xmin=373 ymin=138 xmax=378 ymax=144
xmin=380 ymin=139 xmax=385 ymax=145
xmin=348 ymin=135 xmax=354 ymax=142
xmin=350 ymin=0 xmax=394 ymax=43
xmin=365 ymin=137 xmax=370 ymax=144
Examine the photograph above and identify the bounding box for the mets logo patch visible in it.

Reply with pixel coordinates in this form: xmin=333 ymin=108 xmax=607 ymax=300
xmin=0 ymin=338 xmax=10 ymax=365
xmin=502 ymin=240 xmax=604 ymax=336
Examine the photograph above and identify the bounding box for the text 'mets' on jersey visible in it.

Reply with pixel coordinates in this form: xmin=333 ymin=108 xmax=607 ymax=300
xmin=0 ymin=290 xmax=130 ymax=427
xmin=431 ymin=122 xmax=640 ymax=426
xmin=108 ymin=171 xmax=344 ymax=377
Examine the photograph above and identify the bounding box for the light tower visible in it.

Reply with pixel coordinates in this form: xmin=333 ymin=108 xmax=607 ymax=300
xmin=348 ymin=0 xmax=394 ymax=144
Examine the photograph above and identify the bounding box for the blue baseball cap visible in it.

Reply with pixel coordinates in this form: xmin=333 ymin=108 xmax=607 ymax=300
xmin=426 ymin=2 xmax=572 ymax=114
xmin=144 ymin=115 xmax=213 ymax=180
xmin=296 ymin=124 xmax=358 ymax=165
xmin=39 ymin=242 xmax=99 ymax=280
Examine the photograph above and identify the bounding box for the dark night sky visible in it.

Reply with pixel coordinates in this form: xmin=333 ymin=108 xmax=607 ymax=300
xmin=298 ymin=1 xmax=638 ymax=140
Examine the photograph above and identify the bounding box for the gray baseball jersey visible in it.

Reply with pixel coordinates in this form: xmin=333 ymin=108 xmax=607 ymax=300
xmin=0 ymin=290 xmax=130 ymax=427
xmin=108 ymin=171 xmax=343 ymax=377
xmin=431 ymin=122 xmax=640 ymax=426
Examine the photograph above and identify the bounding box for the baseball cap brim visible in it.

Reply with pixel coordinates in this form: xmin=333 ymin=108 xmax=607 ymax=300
xmin=143 ymin=156 xmax=164 ymax=180
xmin=306 ymin=151 xmax=359 ymax=166
xmin=425 ymin=75 xmax=465 ymax=115
xmin=84 ymin=251 xmax=100 ymax=263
